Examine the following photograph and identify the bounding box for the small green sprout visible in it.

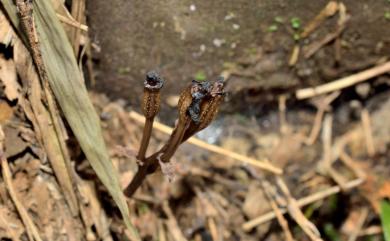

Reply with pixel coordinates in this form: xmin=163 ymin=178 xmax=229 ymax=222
xmin=385 ymin=11 xmax=390 ymax=20
xmin=290 ymin=17 xmax=301 ymax=29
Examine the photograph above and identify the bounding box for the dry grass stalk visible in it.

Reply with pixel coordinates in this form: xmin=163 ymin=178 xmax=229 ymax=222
xmin=296 ymin=61 xmax=390 ymax=99
xmin=301 ymin=1 xmax=339 ymax=38
xmin=158 ymin=220 xmax=167 ymax=241
xmin=318 ymin=114 xmax=350 ymax=189
xmin=302 ymin=1 xmax=348 ymax=59
xmin=242 ymin=178 xmax=363 ymax=230
xmin=304 ymin=91 xmax=340 ymax=145
xmin=339 ymin=151 xmax=366 ymax=179
xmin=3 ymin=0 xmax=139 ymax=237
xmin=69 ymin=0 xmax=86 ymax=54
xmin=348 ymin=208 xmax=368 ymax=241
xmin=15 ymin=0 xmax=79 ymax=214
xmin=275 ymin=177 xmax=323 ymax=241
xmin=358 ymin=226 xmax=382 ymax=237
xmin=208 ymin=217 xmax=220 ymax=241
xmin=128 ymin=111 xmax=282 ymax=174
xmin=288 ymin=44 xmax=300 ymax=66
xmin=334 ymin=3 xmax=347 ymax=62
xmin=260 ymin=178 xmax=295 ymax=241
xmin=56 ymin=13 xmax=88 ymax=32
xmin=278 ymin=95 xmax=289 ymax=134
xmin=162 ymin=201 xmax=188 ymax=241
xmin=361 ymin=109 xmax=376 ymax=157
xmin=303 ymin=21 xmax=347 ymax=59
xmin=0 ymin=125 xmax=43 ymax=241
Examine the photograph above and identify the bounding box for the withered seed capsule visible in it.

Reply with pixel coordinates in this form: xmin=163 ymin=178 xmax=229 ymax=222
xmin=142 ymin=71 xmax=164 ymax=118
xmin=182 ymin=77 xmax=225 ymax=142
xmin=137 ymin=71 xmax=164 ymax=162
xmin=160 ymin=80 xmax=210 ymax=163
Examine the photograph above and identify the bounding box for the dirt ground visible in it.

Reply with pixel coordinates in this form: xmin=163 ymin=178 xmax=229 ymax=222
xmin=88 ymin=0 xmax=389 ymax=116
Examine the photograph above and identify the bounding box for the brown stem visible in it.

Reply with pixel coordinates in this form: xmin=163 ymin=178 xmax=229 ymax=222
xmin=160 ymin=118 xmax=191 ymax=162
xmin=137 ymin=117 xmax=154 ymax=162
xmin=124 ymin=118 xmax=190 ymax=197
xmin=124 ymin=150 xmax=162 ymax=197
xmin=123 ymin=163 xmax=150 ymax=197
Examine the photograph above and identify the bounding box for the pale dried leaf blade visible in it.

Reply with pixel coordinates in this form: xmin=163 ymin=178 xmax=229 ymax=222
xmin=0 ymin=57 xmax=20 ymax=101
xmin=0 ymin=1 xmax=140 ymax=239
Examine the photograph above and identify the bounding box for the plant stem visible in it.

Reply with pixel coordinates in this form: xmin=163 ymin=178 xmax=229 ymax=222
xmin=124 ymin=150 xmax=161 ymax=197
xmin=137 ymin=117 xmax=154 ymax=162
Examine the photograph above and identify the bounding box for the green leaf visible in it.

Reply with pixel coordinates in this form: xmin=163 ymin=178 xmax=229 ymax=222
xmin=385 ymin=11 xmax=390 ymax=20
xmin=0 ymin=0 xmax=140 ymax=239
xmin=380 ymin=200 xmax=390 ymax=241
xmin=290 ymin=17 xmax=301 ymax=29
xmin=323 ymin=223 xmax=341 ymax=241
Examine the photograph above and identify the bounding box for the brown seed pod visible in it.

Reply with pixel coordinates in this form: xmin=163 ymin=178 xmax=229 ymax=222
xmin=142 ymin=71 xmax=163 ymax=119
xmin=182 ymin=77 xmax=225 ymax=142
xmin=160 ymin=80 xmax=210 ymax=162
xmin=137 ymin=71 xmax=164 ymax=162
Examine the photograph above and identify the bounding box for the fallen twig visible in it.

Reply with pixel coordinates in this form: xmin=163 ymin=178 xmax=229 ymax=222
xmin=301 ymin=1 xmax=339 ymax=38
xmin=242 ymin=178 xmax=363 ymax=231
xmin=296 ymin=61 xmax=390 ymax=99
xmin=361 ymin=109 xmax=376 ymax=157
xmin=278 ymin=95 xmax=289 ymax=134
xmin=275 ymin=177 xmax=323 ymax=241
xmin=261 ymin=178 xmax=295 ymax=241
xmin=128 ymin=111 xmax=282 ymax=174
xmin=348 ymin=208 xmax=368 ymax=241
xmin=358 ymin=226 xmax=382 ymax=237
xmin=304 ymin=91 xmax=340 ymax=145
xmin=56 ymin=13 xmax=88 ymax=32
xmin=288 ymin=44 xmax=300 ymax=66
xmin=303 ymin=21 xmax=347 ymax=59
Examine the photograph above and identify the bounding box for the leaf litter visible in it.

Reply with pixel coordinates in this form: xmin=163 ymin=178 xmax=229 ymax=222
xmin=0 ymin=0 xmax=389 ymax=241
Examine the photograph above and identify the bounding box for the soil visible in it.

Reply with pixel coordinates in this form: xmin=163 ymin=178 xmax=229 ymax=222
xmin=87 ymin=0 xmax=390 ymax=116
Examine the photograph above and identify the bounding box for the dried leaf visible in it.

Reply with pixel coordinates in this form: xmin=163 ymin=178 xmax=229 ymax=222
xmin=0 ymin=12 xmax=13 ymax=45
xmin=1 ymin=1 xmax=139 ymax=239
xmin=0 ymin=101 xmax=13 ymax=124
xmin=14 ymin=38 xmax=79 ymax=215
xmin=0 ymin=57 xmax=20 ymax=101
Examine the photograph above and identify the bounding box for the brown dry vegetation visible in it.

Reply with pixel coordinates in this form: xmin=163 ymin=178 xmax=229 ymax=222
xmin=0 ymin=1 xmax=390 ymax=241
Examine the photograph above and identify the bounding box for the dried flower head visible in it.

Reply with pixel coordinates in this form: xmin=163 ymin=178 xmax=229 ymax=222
xmin=142 ymin=71 xmax=164 ymax=119
xmin=182 ymin=77 xmax=225 ymax=141
xmin=187 ymin=80 xmax=211 ymax=124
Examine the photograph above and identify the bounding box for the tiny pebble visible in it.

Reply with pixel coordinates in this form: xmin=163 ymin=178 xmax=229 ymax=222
xmin=190 ymin=4 xmax=196 ymax=11
xmin=200 ymin=44 xmax=206 ymax=52
xmin=224 ymin=12 xmax=235 ymax=20
xmin=213 ymin=38 xmax=225 ymax=47
xmin=232 ymin=24 xmax=240 ymax=30
xmin=355 ymin=83 xmax=371 ymax=98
